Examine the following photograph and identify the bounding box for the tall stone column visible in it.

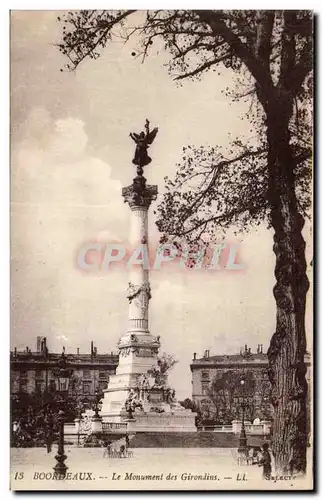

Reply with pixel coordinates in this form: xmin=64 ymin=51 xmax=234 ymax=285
xmin=127 ymin=205 xmax=150 ymax=334
xmin=114 ymin=176 xmax=160 ymax=374
xmin=122 ymin=179 xmax=157 ymax=336
xmin=100 ymin=174 xmax=160 ymax=419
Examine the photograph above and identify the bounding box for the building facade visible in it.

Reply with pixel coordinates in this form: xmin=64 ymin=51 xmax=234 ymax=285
xmin=10 ymin=337 xmax=119 ymax=407
xmin=190 ymin=344 xmax=311 ymax=425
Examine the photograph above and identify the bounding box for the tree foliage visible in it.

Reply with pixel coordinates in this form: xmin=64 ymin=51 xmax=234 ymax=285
xmin=180 ymin=397 xmax=199 ymax=411
xmin=207 ymin=370 xmax=255 ymax=421
xmin=58 ymin=10 xmax=312 ymax=93
xmin=156 ymin=352 xmax=178 ymax=374
xmin=57 ymin=10 xmax=312 ymax=244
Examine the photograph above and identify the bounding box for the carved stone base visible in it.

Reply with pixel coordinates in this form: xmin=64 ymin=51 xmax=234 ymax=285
xmin=101 ymin=411 xmax=197 ymax=433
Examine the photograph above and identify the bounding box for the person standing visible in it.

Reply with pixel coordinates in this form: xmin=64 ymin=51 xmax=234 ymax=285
xmin=259 ymin=443 xmax=272 ymax=479
xmin=125 ymin=434 xmax=130 ymax=450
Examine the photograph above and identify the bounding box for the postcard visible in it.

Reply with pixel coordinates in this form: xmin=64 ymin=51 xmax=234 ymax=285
xmin=10 ymin=9 xmax=313 ymax=491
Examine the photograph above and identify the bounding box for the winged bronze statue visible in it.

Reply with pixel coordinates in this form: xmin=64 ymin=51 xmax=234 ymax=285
xmin=130 ymin=119 xmax=158 ymax=173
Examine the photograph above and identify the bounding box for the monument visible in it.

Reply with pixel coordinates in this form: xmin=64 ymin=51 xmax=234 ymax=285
xmin=100 ymin=120 xmax=196 ymax=432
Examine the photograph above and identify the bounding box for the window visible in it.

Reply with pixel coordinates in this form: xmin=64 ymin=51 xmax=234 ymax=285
xmin=201 ymin=370 xmax=210 ymax=381
xmin=83 ymin=382 xmax=92 ymax=394
xmin=10 ymin=375 xmax=15 ymax=392
xmin=49 ymin=380 xmax=56 ymax=392
xmin=35 ymin=370 xmax=43 ymax=379
xmin=59 ymin=379 xmax=68 ymax=392
xmin=99 ymin=371 xmax=106 ymax=380
xmin=19 ymin=371 xmax=28 ymax=392
xmin=35 ymin=381 xmax=43 ymax=392
xmin=201 ymin=383 xmax=209 ymax=396
xmin=19 ymin=381 xmax=27 ymax=393
xmin=99 ymin=381 xmax=107 ymax=391
xmin=83 ymin=369 xmax=91 ymax=379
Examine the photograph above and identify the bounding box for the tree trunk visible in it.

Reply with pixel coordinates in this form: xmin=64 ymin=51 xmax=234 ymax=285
xmin=266 ymin=102 xmax=310 ymax=475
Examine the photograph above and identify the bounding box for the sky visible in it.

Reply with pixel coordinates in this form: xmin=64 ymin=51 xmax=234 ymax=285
xmin=10 ymin=11 xmax=313 ymax=400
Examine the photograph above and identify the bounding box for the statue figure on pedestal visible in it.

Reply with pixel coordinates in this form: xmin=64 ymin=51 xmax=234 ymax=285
xmin=125 ymin=391 xmax=135 ymax=420
xmin=138 ymin=373 xmax=151 ymax=390
xmin=126 ymin=282 xmax=151 ymax=303
xmin=164 ymin=387 xmax=183 ymax=410
xmin=147 ymin=364 xmax=164 ymax=388
xmin=136 ymin=373 xmax=149 ymax=402
xmin=125 ymin=389 xmax=143 ymax=420
xmin=129 ymin=119 xmax=158 ymax=175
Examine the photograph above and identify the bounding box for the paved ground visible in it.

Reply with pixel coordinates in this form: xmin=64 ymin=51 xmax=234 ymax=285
xmin=10 ymin=446 xmax=312 ymax=491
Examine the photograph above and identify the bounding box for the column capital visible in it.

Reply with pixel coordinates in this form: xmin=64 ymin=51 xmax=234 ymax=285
xmin=122 ymin=176 xmax=158 ymax=209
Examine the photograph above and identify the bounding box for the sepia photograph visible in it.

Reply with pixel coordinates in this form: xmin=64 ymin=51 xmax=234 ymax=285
xmin=10 ymin=9 xmax=313 ymax=491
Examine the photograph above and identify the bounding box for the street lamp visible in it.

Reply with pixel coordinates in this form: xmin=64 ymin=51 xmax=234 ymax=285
xmin=238 ymin=379 xmax=248 ymax=454
xmin=52 ymin=351 xmax=73 ymax=477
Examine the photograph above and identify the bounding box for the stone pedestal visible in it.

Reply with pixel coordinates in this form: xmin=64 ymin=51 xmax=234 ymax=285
xmin=91 ymin=416 xmax=102 ymax=434
xmin=125 ymin=411 xmax=197 ymax=432
xmin=74 ymin=418 xmax=80 ymax=434
xmin=232 ymin=420 xmax=242 ymax=434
